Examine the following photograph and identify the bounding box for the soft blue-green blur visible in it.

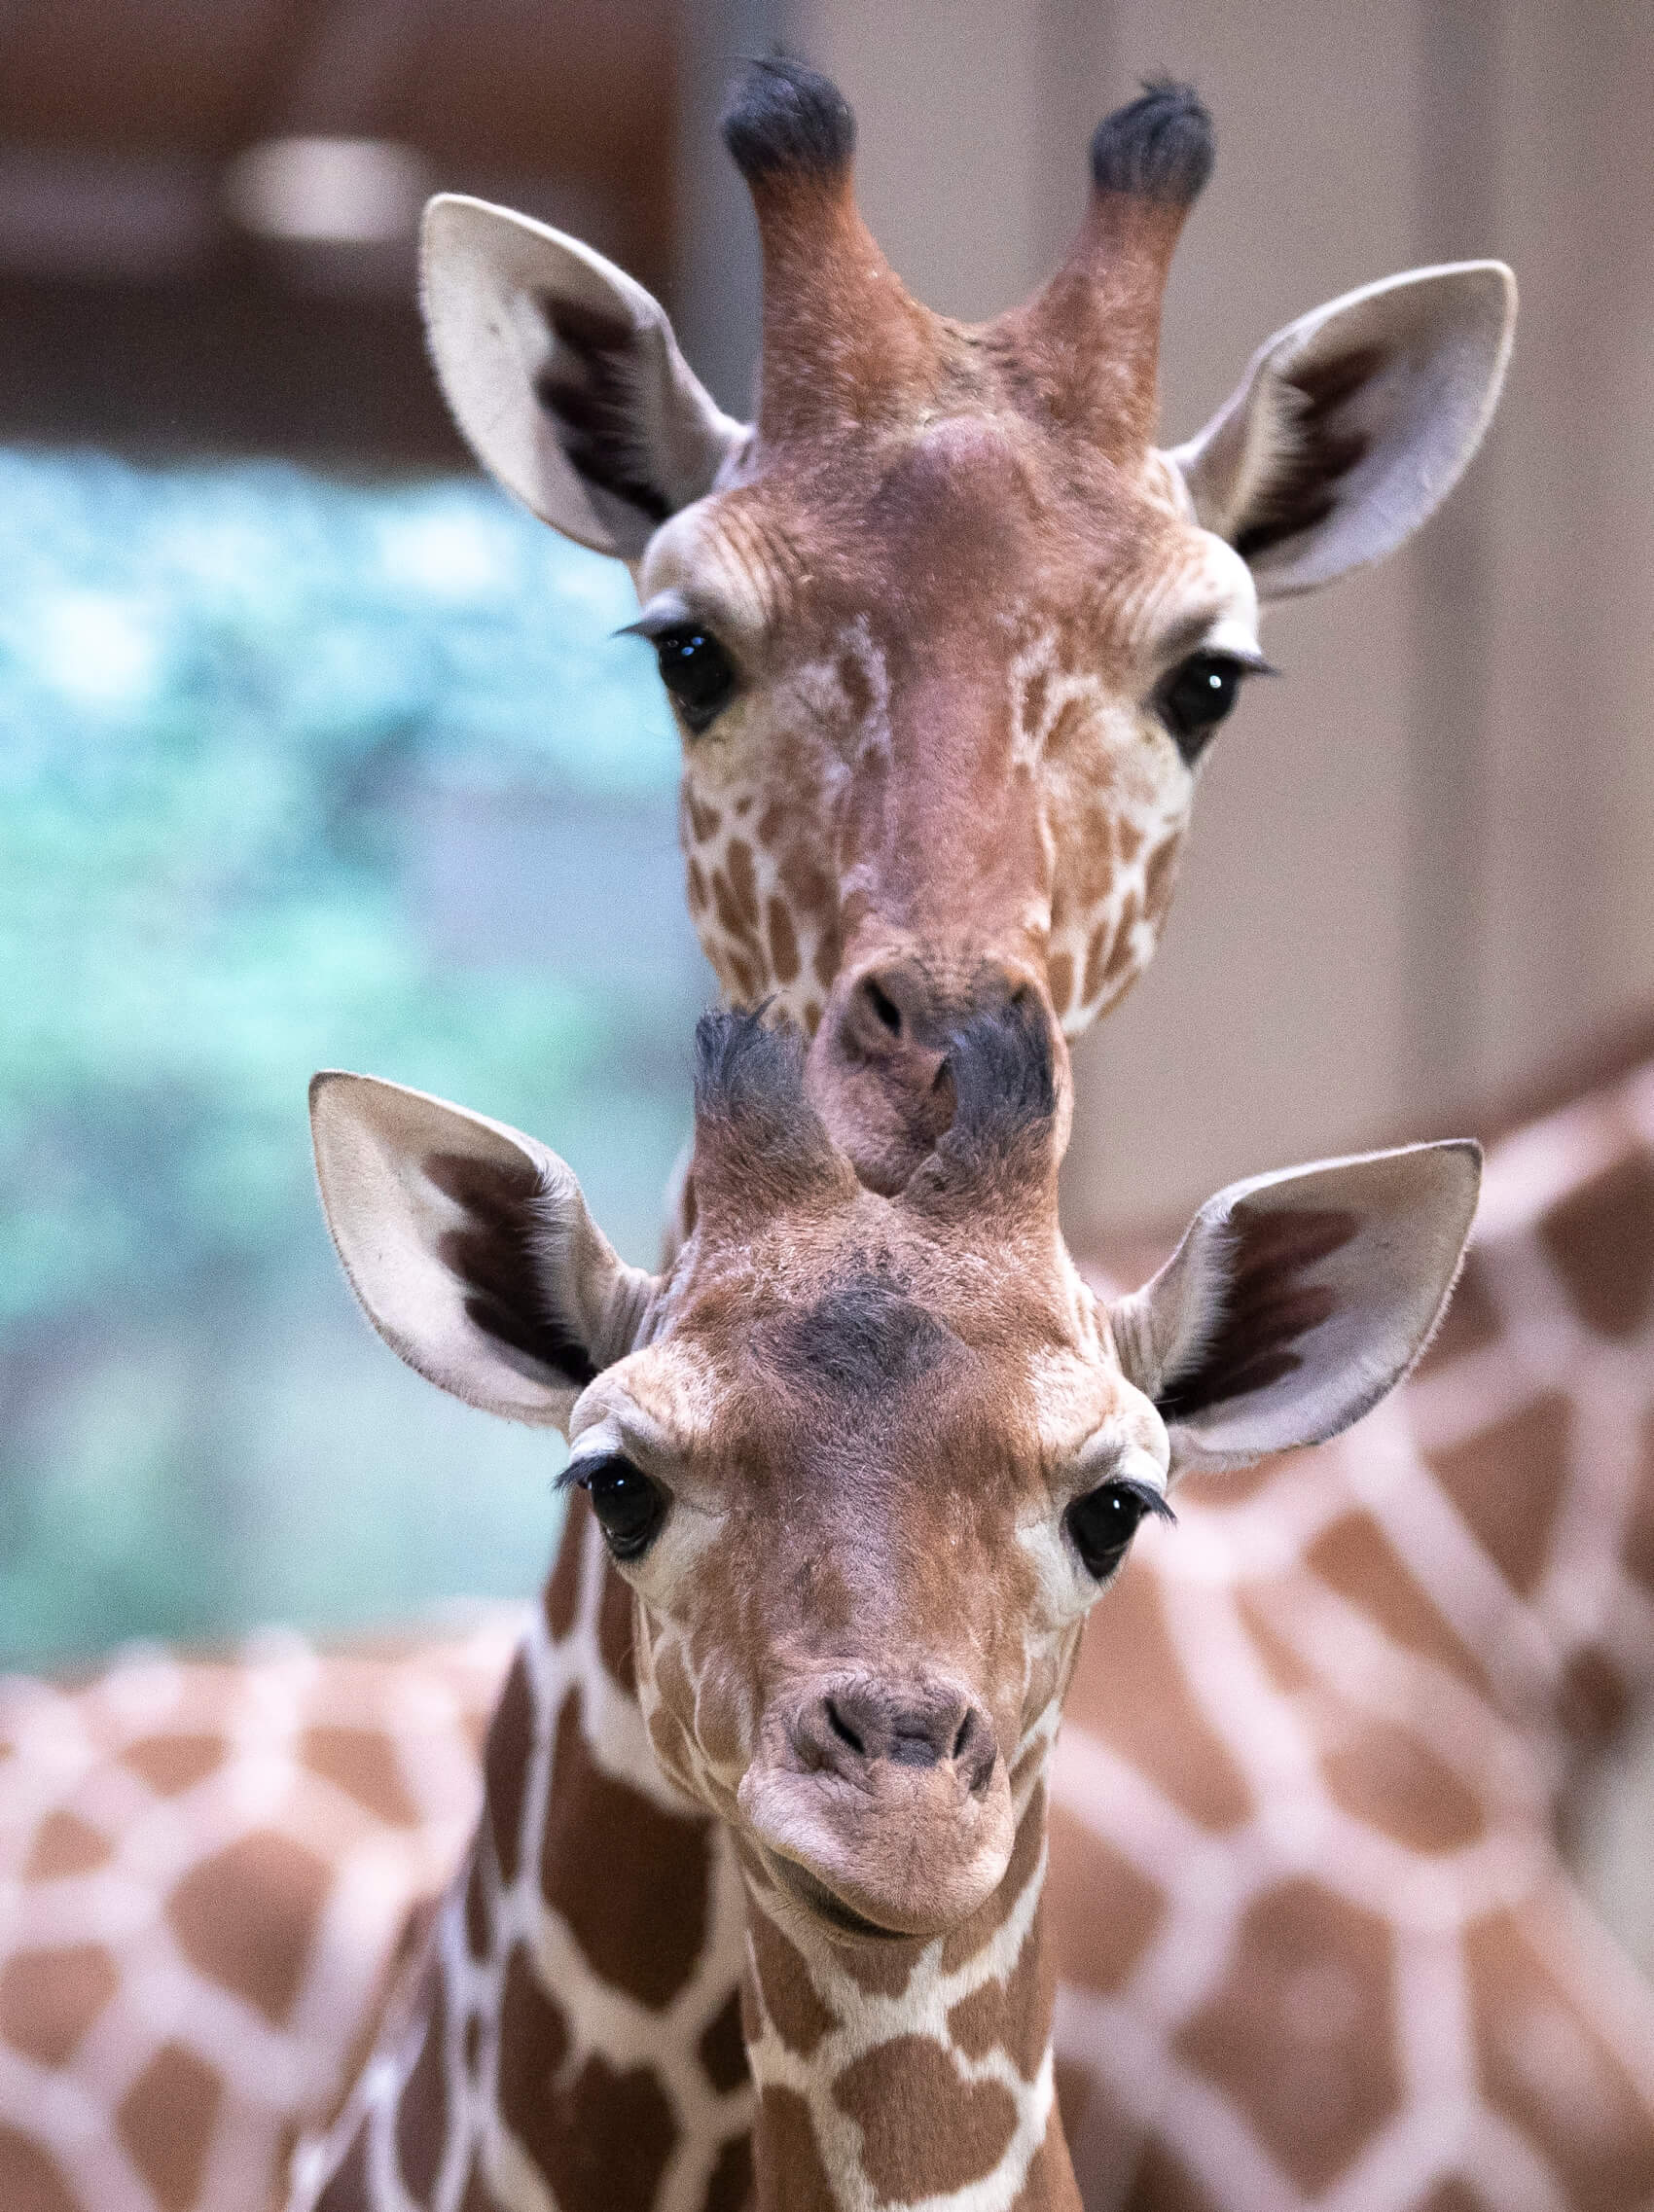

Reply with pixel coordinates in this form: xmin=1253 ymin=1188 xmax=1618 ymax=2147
xmin=0 ymin=451 xmax=709 ymax=1667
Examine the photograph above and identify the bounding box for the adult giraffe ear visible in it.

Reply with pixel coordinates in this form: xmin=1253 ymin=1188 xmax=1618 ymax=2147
xmin=310 ymin=1072 xmax=658 ymax=1433
xmin=1110 ymin=1140 xmax=1481 ymax=1477
xmin=419 ymin=194 xmax=749 ymax=559
xmin=1166 ymin=262 xmax=1516 ymax=598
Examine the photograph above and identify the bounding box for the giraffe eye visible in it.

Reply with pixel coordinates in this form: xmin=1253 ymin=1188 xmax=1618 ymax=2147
xmin=654 ymin=627 xmax=737 ymax=734
xmin=577 ymin=1454 xmax=668 ymax=1561
xmin=1065 ymin=1479 xmax=1170 ymax=1581
xmin=1155 ymin=652 xmax=1247 ymax=766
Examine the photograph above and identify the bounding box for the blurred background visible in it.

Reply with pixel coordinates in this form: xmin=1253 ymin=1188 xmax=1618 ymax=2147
xmin=0 ymin=0 xmax=1650 ymax=1670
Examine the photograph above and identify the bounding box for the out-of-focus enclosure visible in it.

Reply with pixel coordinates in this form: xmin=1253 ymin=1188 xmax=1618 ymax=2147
xmin=1 ymin=0 xmax=1650 ymax=1671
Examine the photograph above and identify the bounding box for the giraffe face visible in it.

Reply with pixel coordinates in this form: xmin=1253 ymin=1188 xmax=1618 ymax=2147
xmin=562 ymin=1002 xmax=1165 ymax=1942
xmin=635 ymin=417 xmax=1261 ymax=1110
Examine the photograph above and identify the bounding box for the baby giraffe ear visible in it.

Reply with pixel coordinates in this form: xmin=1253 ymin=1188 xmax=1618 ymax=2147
xmin=309 ymin=1072 xmax=658 ymax=1433
xmin=420 ymin=194 xmax=749 ymax=559
xmin=1110 ymin=1141 xmax=1481 ymax=1476
xmin=1167 ymin=262 xmax=1516 ymax=598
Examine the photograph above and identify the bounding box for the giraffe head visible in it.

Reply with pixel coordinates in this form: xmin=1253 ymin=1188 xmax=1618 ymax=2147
xmin=311 ymin=1003 xmax=1478 ymax=1944
xmin=419 ymin=59 xmax=1515 ymax=1188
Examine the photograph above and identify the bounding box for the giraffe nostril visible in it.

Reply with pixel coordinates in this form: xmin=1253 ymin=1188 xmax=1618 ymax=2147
xmin=863 ymin=978 xmax=903 ymax=1036
xmin=952 ymin=1713 xmax=974 ymax=1760
xmin=825 ymin=1697 xmax=865 ymax=1756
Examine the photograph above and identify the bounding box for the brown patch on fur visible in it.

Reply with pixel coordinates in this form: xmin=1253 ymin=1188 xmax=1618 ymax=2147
xmin=1626 ymin=1415 xmax=1654 ymax=1594
xmin=316 ymin=2123 xmax=372 ymax=2210
xmin=836 ymin=2036 xmax=1019 ymax=2199
xmin=0 ymin=1944 xmax=119 ymax=2065
xmin=541 ymin=1687 xmax=709 ymax=2008
xmin=499 ymin=1943 xmax=679 ymax=2212
xmin=687 ymin=790 xmax=721 ymax=843
xmin=726 ymin=946 xmax=760 ymax=1001
xmin=168 ymin=1831 xmax=329 ymax=2024
xmin=768 ymin=896 xmax=801 ymax=985
xmin=1465 ymin=1906 xmax=1654 ymax=2207
xmin=1425 ymin=1395 xmax=1570 ymax=1598
xmin=1175 ymin=1878 xmax=1401 ymax=2193
xmin=122 ymin=1731 xmax=224 ymax=1797
xmin=0 ymin=2126 xmax=79 ymax=2212
xmin=464 ymin=2012 xmax=483 ymax=2079
xmin=396 ymin=1969 xmax=449 ymax=2204
xmin=1141 ymin=831 xmax=1181 ymax=919
xmin=1419 ymin=2184 xmax=1497 ymax=2212
xmin=1304 ymin=1513 xmax=1490 ymax=1694
xmin=1538 ymin=1149 xmax=1654 ymax=1338
xmin=1556 ymin=1645 xmax=1629 ymax=1745
xmin=837 ymin=1938 xmax=917 ymax=2000
xmin=1046 ymin=1806 xmax=1165 ymax=1993
xmin=596 ymin=1562 xmax=637 ymax=1692
xmin=21 ymin=1809 xmax=111 ymax=1878
xmin=754 ymin=2086 xmax=833 ymax=2208
xmin=748 ymin=1906 xmax=838 ymax=2058
xmin=1063 ymin=1571 xmax=1251 ymax=1829
xmin=941 ymin=1781 xmax=1047 ymax=1973
xmin=1126 ymin=2137 xmax=1224 ymax=2210
xmin=1321 ymin=1716 xmax=1486 ymax=1851
xmin=946 ymin=1914 xmax=1053 ymax=2080
xmin=1080 ymin=918 xmax=1114 ymax=1008
xmin=484 ymin=1650 xmax=535 ymax=1887
xmin=464 ymin=1841 xmax=493 ymax=1962
xmin=701 ymin=2134 xmax=755 ymax=2212
xmin=687 ymin=854 xmax=710 ymax=915
xmin=116 ymin=2041 xmax=221 ymax=2212
xmin=1047 ymin=948 xmax=1074 ymax=1015
xmin=544 ymin=1502 xmax=586 ymax=1642
xmin=699 ymin=1990 xmax=750 ymax=2094
xmin=304 ymin=1726 xmax=418 ymax=1827
xmin=1234 ymin=1592 xmax=1317 ymax=1695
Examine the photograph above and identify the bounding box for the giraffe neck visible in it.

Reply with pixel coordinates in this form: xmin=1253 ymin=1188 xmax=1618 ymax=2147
xmin=738 ymin=1782 xmax=1079 ymax=2212
xmin=291 ymin=1496 xmax=754 ymax=2212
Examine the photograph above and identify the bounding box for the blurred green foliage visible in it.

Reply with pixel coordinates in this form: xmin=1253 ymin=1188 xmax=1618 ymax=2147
xmin=0 ymin=451 xmax=700 ymax=1664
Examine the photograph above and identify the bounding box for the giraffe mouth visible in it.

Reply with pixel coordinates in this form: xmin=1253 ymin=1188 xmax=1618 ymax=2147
xmin=764 ymin=1849 xmax=916 ymax=1944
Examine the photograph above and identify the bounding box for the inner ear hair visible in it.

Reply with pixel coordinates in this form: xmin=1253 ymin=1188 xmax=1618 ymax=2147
xmin=1231 ymin=346 xmax=1380 ymax=561
xmin=535 ymin=296 xmax=672 ymax=525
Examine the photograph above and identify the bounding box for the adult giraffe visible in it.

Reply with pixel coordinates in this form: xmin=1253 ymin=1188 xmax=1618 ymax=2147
xmin=289 ymin=998 xmax=1476 ymax=2210
xmin=419 ymin=58 xmax=1514 ymax=1190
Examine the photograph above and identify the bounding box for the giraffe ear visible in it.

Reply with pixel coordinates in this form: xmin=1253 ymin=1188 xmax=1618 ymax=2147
xmin=419 ymin=194 xmax=749 ymax=559
xmin=1165 ymin=262 xmax=1515 ymax=598
xmin=1110 ymin=1141 xmax=1481 ymax=1477
xmin=309 ymin=1072 xmax=658 ymax=1434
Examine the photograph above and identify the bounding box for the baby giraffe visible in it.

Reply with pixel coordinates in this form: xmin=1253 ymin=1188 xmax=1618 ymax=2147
xmin=295 ymin=994 xmax=1475 ymax=2211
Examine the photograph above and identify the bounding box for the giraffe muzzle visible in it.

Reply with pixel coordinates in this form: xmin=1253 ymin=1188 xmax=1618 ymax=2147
xmin=807 ymin=949 xmax=1059 ymax=1195
xmin=737 ymin=1672 xmax=1017 ymax=1937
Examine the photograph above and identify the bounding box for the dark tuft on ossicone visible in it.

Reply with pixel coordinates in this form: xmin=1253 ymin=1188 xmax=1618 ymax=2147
xmin=721 ymin=54 xmax=856 ymax=184
xmin=1090 ymin=79 xmax=1213 ymax=206
xmin=936 ymin=990 xmax=1060 ymax=1167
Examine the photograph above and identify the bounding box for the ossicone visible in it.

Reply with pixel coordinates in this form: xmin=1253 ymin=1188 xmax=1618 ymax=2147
xmin=1089 ymin=79 xmax=1214 ymax=207
xmin=721 ymin=54 xmax=856 ymax=185
xmin=692 ymin=1008 xmax=853 ymax=1220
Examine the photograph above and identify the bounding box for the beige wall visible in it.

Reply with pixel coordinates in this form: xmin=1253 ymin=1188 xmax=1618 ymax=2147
xmin=778 ymin=0 xmax=1654 ymax=1232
